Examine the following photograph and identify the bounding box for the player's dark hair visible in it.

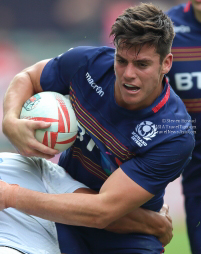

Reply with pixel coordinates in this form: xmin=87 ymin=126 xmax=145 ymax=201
xmin=110 ymin=3 xmax=175 ymax=63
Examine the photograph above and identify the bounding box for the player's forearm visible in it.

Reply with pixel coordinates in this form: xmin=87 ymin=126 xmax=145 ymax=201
xmin=7 ymin=186 xmax=110 ymax=229
xmin=16 ymin=189 xmax=163 ymax=235
xmin=105 ymin=208 xmax=166 ymax=236
xmin=3 ymin=71 xmax=34 ymax=121
xmin=3 ymin=168 xmax=154 ymax=229
xmin=2 ymin=60 xmax=47 ymax=131
xmin=75 ymin=188 xmax=165 ymax=236
xmin=2 ymin=71 xmax=35 ymax=140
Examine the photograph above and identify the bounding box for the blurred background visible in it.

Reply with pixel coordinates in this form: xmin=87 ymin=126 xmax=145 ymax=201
xmin=0 ymin=0 xmax=191 ymax=253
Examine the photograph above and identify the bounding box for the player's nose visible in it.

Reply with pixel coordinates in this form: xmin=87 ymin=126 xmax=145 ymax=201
xmin=123 ymin=63 xmax=137 ymax=80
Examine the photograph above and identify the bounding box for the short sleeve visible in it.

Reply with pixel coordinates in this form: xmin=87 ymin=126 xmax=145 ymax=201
xmin=40 ymin=46 xmax=96 ymax=94
xmin=121 ymin=133 xmax=194 ymax=195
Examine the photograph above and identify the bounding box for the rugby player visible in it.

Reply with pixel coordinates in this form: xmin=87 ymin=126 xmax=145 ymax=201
xmin=2 ymin=3 xmax=194 ymax=253
xmin=0 ymin=153 xmax=87 ymax=254
xmin=0 ymin=152 xmax=172 ymax=254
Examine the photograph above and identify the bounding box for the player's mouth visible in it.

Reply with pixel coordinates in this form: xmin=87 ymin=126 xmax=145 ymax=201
xmin=123 ymin=83 xmax=140 ymax=93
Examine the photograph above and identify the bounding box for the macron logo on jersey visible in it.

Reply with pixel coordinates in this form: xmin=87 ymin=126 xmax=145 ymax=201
xmin=174 ymin=25 xmax=190 ymax=33
xmin=86 ymin=72 xmax=104 ymax=97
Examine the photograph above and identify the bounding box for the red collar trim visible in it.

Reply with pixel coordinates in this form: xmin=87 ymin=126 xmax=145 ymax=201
xmin=152 ymin=83 xmax=170 ymax=113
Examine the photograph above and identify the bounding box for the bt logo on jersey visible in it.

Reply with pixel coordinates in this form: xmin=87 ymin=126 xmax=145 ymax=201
xmin=175 ymin=72 xmax=201 ymax=90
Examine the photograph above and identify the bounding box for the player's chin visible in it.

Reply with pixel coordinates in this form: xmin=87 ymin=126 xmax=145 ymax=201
xmin=122 ymin=100 xmax=140 ymax=110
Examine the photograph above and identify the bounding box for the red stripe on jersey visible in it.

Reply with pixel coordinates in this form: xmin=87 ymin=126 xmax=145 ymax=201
xmin=56 ymin=134 xmax=77 ymax=144
xmin=152 ymin=84 xmax=170 ymax=113
xmin=184 ymin=1 xmax=191 ymax=13
xmin=42 ymin=132 xmax=48 ymax=146
xmin=56 ymin=96 xmax=70 ymax=132
xmin=50 ymin=132 xmax=58 ymax=148
xmin=29 ymin=117 xmax=58 ymax=123
xmin=58 ymin=107 xmax=65 ymax=133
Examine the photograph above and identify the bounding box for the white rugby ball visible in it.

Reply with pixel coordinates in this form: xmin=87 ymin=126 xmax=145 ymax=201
xmin=20 ymin=92 xmax=78 ymax=152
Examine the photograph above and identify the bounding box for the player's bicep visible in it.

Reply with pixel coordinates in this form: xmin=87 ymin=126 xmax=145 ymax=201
xmin=99 ymin=167 xmax=154 ymax=221
xmin=25 ymin=59 xmax=51 ymax=94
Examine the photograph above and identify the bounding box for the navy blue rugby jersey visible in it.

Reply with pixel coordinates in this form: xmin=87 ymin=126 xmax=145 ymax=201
xmin=41 ymin=46 xmax=194 ymax=211
xmin=167 ymin=2 xmax=201 ymax=196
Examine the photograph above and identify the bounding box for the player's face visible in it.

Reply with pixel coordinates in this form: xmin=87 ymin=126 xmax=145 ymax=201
xmin=114 ymin=44 xmax=172 ymax=111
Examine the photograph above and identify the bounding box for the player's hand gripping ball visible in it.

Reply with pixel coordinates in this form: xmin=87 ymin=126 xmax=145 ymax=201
xmin=20 ymin=92 xmax=78 ymax=152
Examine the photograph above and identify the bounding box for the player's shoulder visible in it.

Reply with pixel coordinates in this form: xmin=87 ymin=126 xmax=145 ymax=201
xmin=151 ymin=85 xmax=194 ymax=144
xmin=59 ymin=46 xmax=115 ymax=76
xmin=69 ymin=45 xmax=114 ymax=54
xmin=76 ymin=46 xmax=115 ymax=67
xmin=132 ymin=84 xmax=194 ymax=154
xmin=0 ymin=153 xmax=42 ymax=174
xmin=62 ymin=46 xmax=115 ymax=63
xmin=0 ymin=152 xmax=35 ymax=164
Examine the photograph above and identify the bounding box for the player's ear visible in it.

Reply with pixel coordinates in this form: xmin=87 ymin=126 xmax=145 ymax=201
xmin=161 ymin=53 xmax=173 ymax=75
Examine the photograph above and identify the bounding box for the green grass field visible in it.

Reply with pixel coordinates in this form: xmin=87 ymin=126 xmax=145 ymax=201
xmin=165 ymin=223 xmax=191 ymax=254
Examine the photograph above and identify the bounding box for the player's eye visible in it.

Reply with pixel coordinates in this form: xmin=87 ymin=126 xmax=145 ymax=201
xmin=117 ymin=58 xmax=126 ymax=64
xmin=137 ymin=62 xmax=148 ymax=68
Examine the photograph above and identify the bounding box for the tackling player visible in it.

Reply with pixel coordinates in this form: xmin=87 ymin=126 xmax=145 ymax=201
xmin=0 ymin=153 xmax=87 ymax=254
xmin=0 ymin=153 xmax=172 ymax=254
xmin=1 ymin=3 xmax=194 ymax=254
xmin=167 ymin=1 xmax=201 ymax=253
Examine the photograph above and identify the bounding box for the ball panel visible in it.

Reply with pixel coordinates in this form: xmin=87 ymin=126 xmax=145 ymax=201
xmin=21 ymin=93 xmax=58 ymax=119
xmin=35 ymin=130 xmax=77 ymax=150
xmin=56 ymin=132 xmax=77 ymax=143
xmin=20 ymin=91 xmax=78 ymax=152
xmin=56 ymin=94 xmax=70 ymax=133
xmin=56 ymin=95 xmax=78 ymax=133
xmin=54 ymin=132 xmax=77 ymax=151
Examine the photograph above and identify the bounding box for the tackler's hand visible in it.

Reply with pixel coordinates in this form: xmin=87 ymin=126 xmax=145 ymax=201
xmin=158 ymin=204 xmax=173 ymax=246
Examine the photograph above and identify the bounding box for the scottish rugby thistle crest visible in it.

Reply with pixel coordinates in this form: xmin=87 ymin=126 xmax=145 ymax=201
xmin=135 ymin=121 xmax=158 ymax=141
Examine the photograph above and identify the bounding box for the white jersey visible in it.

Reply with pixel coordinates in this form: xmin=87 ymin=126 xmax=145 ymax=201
xmin=0 ymin=153 xmax=88 ymax=254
